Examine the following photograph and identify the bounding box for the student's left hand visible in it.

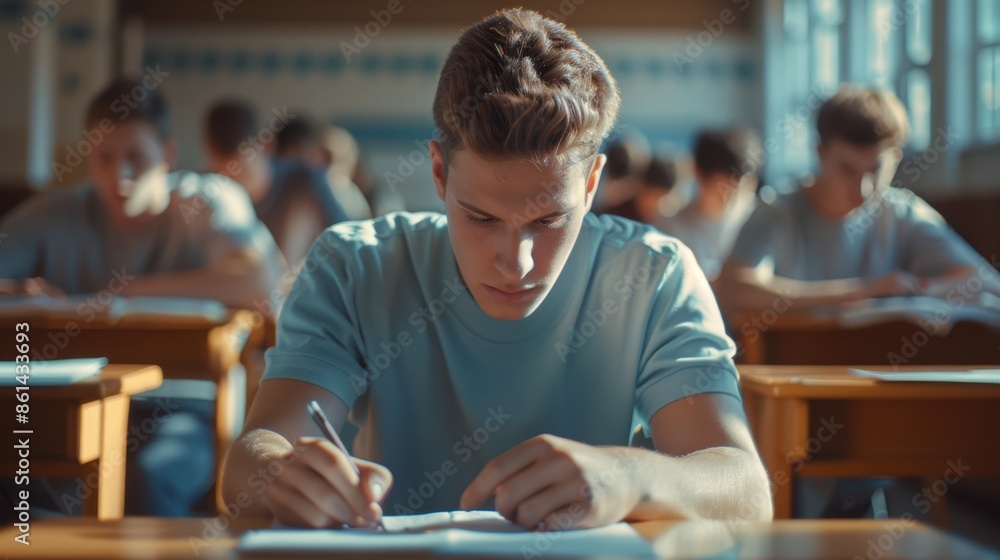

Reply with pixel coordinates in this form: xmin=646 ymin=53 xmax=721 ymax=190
xmin=459 ymin=434 xmax=640 ymax=531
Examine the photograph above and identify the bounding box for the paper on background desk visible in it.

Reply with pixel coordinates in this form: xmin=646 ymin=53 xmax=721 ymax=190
xmin=850 ymin=368 xmax=1000 ymax=384
xmin=0 ymin=295 xmax=227 ymax=321
xmin=239 ymin=510 xmax=657 ymax=558
xmin=0 ymin=358 xmax=107 ymax=386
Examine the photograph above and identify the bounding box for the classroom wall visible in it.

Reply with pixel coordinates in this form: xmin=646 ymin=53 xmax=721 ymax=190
xmin=138 ymin=23 xmax=761 ymax=211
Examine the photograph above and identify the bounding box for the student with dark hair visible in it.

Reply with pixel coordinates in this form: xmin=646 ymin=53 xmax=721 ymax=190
xmin=602 ymin=154 xmax=678 ymax=224
xmin=0 ymin=79 xmax=286 ymax=516
xmin=223 ymin=8 xmax=771 ymax=530
xmin=660 ymin=128 xmax=761 ymax=280
xmin=269 ymin=116 xmax=372 ymax=220
xmin=716 ymin=86 xmax=999 ymax=314
xmin=595 ymin=132 xmax=651 ymax=213
xmin=204 ymin=102 xmax=349 ymax=266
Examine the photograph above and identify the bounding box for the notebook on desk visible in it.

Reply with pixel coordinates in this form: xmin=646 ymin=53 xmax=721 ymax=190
xmin=850 ymin=368 xmax=1000 ymax=384
xmin=0 ymin=295 xmax=228 ymax=322
xmin=0 ymin=357 xmax=107 ymax=386
xmin=239 ymin=510 xmax=657 ymax=558
xmin=837 ymin=295 xmax=1000 ymax=331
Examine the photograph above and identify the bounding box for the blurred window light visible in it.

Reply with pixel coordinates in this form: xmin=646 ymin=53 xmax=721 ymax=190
xmin=980 ymin=0 xmax=1000 ymax=43
xmin=814 ymin=26 xmax=840 ymax=91
xmin=813 ymin=0 xmax=843 ymax=25
xmin=868 ymin=0 xmax=898 ymax=87
xmin=979 ymin=46 xmax=1000 ymax=140
xmin=906 ymin=0 xmax=932 ymax=65
xmin=906 ymin=69 xmax=932 ymax=150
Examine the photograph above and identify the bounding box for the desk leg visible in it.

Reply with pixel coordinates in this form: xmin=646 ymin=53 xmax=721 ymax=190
xmin=757 ymin=397 xmax=808 ymax=519
xmin=214 ymin=365 xmax=243 ymax=513
xmin=83 ymin=394 xmax=129 ymax=520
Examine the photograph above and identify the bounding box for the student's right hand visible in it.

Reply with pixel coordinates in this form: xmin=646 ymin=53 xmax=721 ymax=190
xmin=15 ymin=277 xmax=66 ymax=297
xmin=864 ymin=271 xmax=924 ymax=298
xmin=264 ymin=437 xmax=393 ymax=528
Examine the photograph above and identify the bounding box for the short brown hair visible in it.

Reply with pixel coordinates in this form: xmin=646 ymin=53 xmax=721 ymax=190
xmin=205 ymin=99 xmax=256 ymax=155
xmin=693 ymin=127 xmax=762 ymax=178
xmin=816 ymin=86 xmax=909 ymax=148
xmin=432 ymin=8 xmax=620 ymax=166
xmin=86 ymin=79 xmax=171 ymax=139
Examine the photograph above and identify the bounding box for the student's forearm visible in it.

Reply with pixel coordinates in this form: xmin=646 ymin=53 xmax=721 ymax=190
xmin=220 ymin=428 xmax=295 ymax=518
xmin=120 ymin=264 xmax=274 ymax=309
xmin=716 ymin=274 xmax=865 ymax=315
xmin=0 ymin=279 xmax=19 ymax=295
xmin=622 ymin=446 xmax=773 ymax=522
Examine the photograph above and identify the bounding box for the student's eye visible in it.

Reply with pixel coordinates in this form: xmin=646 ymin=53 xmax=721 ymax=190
xmin=465 ymin=214 xmax=496 ymax=226
xmin=536 ymin=215 xmax=569 ymax=228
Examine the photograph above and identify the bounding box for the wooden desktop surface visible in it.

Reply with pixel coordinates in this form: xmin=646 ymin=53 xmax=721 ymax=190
xmin=2 ymin=517 xmax=996 ymax=559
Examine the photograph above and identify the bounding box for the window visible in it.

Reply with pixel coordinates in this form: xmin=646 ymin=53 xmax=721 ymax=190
xmin=975 ymin=0 xmax=1000 ymax=140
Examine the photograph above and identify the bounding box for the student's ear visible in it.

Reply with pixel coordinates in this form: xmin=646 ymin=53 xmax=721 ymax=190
xmin=163 ymin=137 xmax=180 ymax=172
xmin=584 ymin=153 xmax=607 ymax=209
xmin=430 ymin=140 xmax=448 ymax=203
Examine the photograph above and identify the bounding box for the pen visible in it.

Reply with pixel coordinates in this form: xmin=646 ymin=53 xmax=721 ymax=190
xmin=307 ymin=400 xmax=386 ymax=531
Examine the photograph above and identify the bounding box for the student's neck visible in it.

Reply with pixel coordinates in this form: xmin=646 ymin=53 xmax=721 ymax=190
xmin=805 ymin=177 xmax=850 ymax=221
xmin=692 ymin=184 xmax=729 ymax=220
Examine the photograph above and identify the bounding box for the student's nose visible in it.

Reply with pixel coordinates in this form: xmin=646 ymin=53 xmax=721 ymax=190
xmin=495 ymin=231 xmax=534 ymax=281
xmin=116 ymin=161 xmax=137 ymax=197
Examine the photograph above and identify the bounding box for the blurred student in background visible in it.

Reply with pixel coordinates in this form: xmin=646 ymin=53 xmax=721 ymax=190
xmin=274 ymin=116 xmax=373 ymax=220
xmin=661 ymin=128 xmax=760 ymax=280
xmin=602 ymin=154 xmax=678 ymax=224
xmin=594 ymin=132 xmax=650 ymax=213
xmin=204 ymin=102 xmax=349 ymax=266
xmin=0 ymin=80 xmax=285 ymax=516
xmin=715 ymin=86 xmax=1000 ymax=316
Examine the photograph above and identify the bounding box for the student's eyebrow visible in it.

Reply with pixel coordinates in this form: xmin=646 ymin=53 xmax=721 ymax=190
xmin=457 ymin=200 xmax=570 ymax=220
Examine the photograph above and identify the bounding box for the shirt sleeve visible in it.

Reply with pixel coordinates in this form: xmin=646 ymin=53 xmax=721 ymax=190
xmin=727 ymin=202 xmax=777 ymax=269
xmin=195 ymin=173 xmax=282 ymax=267
xmin=262 ymin=231 xmax=369 ymax=409
xmin=898 ymin=195 xmax=988 ymax=277
xmin=0 ymin=195 xmax=45 ymax=280
xmin=634 ymin=243 xmax=741 ymax=427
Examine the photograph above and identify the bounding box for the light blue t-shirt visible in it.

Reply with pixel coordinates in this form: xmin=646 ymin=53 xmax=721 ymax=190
xmin=264 ymin=211 xmax=740 ymax=514
xmin=729 ymin=186 xmax=987 ymax=280
xmin=0 ymin=170 xmax=280 ymax=293
xmin=660 ymin=188 xmax=757 ymax=280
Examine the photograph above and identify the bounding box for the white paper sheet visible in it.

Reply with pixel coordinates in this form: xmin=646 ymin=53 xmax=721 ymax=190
xmin=0 ymin=358 xmax=107 ymax=386
xmin=850 ymin=368 xmax=1000 ymax=384
xmin=239 ymin=511 xmax=657 ymax=558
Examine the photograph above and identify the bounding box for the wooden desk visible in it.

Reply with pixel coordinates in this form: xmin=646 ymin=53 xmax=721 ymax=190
xmin=731 ymin=313 xmax=1000 ymax=365
xmin=0 ymin=311 xmax=262 ymax=512
xmin=739 ymin=365 xmax=1000 ymax=524
xmin=0 ymin=365 xmax=162 ymax=520
xmin=2 ymin=517 xmax=996 ymax=559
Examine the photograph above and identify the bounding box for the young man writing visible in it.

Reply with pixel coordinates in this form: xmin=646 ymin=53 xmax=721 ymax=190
xmin=223 ymin=9 xmax=771 ymax=530
xmin=716 ymin=86 xmax=999 ymax=315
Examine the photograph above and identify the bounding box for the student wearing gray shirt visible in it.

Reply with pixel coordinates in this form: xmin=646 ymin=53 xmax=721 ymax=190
xmin=716 ymin=86 xmax=999 ymax=316
xmin=661 ymin=128 xmax=761 ymax=280
xmin=0 ymin=80 xmax=285 ymax=517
